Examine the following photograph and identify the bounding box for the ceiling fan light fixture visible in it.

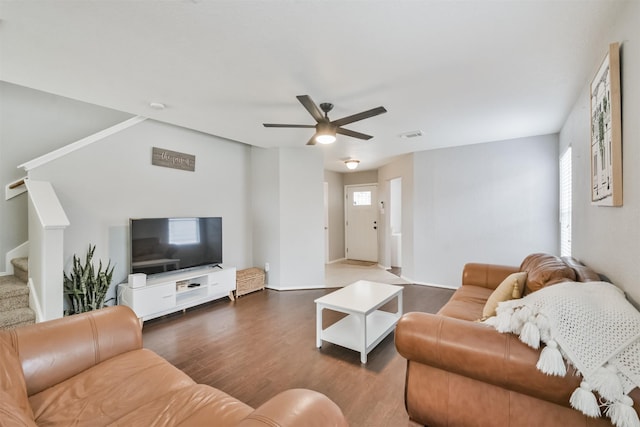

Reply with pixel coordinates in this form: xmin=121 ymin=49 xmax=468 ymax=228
xmin=315 ymin=122 xmax=337 ymax=144
xmin=345 ymin=159 xmax=360 ymax=170
xmin=315 ymin=134 xmax=336 ymax=144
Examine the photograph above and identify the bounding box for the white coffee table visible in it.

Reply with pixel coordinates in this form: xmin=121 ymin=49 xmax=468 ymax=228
xmin=315 ymin=280 xmax=403 ymax=364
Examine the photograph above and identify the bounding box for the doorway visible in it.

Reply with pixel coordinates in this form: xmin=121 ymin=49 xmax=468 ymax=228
xmin=323 ymin=182 xmax=329 ymax=263
xmin=389 ymin=177 xmax=402 ymax=269
xmin=345 ymin=184 xmax=378 ymax=262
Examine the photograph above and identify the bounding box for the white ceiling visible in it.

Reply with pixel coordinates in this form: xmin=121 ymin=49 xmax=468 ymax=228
xmin=0 ymin=1 xmax=625 ymax=171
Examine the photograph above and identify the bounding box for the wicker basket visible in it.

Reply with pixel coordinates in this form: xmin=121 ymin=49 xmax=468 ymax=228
xmin=235 ymin=267 xmax=265 ymax=298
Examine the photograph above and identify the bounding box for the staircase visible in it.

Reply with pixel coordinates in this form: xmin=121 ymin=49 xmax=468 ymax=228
xmin=0 ymin=258 xmax=36 ymax=329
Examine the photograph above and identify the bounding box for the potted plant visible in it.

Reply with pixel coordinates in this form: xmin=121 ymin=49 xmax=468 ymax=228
xmin=63 ymin=244 xmax=115 ymax=315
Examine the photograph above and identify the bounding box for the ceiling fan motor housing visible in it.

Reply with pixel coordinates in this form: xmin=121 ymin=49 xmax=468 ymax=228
xmin=320 ymin=103 xmax=334 ymax=116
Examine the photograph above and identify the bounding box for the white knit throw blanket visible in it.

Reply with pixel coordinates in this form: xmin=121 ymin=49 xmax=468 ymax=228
xmin=485 ymin=281 xmax=640 ymax=427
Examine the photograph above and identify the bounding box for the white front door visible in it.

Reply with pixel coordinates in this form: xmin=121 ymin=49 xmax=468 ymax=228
xmin=345 ymin=184 xmax=378 ymax=262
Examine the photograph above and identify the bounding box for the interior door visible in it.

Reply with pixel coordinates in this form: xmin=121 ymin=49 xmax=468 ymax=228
xmin=345 ymin=184 xmax=378 ymax=262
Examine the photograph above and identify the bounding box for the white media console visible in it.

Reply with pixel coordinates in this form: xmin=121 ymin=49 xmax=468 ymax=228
xmin=117 ymin=266 xmax=236 ymax=321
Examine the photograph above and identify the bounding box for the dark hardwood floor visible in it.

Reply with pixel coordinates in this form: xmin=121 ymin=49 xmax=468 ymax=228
xmin=142 ymin=284 xmax=454 ymax=427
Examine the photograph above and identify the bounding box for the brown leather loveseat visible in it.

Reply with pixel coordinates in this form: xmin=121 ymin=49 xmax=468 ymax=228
xmin=395 ymin=253 xmax=640 ymax=427
xmin=0 ymin=305 xmax=348 ymax=427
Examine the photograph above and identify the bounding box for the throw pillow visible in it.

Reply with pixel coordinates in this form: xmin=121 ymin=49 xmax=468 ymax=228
xmin=481 ymin=272 xmax=527 ymax=320
xmin=519 ymin=253 xmax=575 ymax=294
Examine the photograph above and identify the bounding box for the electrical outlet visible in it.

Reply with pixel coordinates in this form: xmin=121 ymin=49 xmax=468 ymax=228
xmin=264 ymin=262 xmax=270 ymax=272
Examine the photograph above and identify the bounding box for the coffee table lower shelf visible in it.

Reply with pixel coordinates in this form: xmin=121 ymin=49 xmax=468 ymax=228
xmin=319 ymin=310 xmax=398 ymax=363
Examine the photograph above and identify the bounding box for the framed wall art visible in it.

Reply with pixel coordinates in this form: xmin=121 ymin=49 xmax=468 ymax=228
xmin=590 ymin=42 xmax=622 ymax=206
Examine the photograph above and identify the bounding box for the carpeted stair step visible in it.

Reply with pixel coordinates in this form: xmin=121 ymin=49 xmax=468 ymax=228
xmin=11 ymin=257 xmax=28 ymax=283
xmin=0 ymin=276 xmax=30 ymax=312
xmin=0 ymin=274 xmax=35 ymax=330
xmin=0 ymin=307 xmax=36 ymax=329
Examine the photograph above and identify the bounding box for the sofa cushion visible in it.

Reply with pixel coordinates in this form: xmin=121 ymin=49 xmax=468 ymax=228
xmin=108 ymin=384 xmax=253 ymax=427
xmin=438 ymin=285 xmax=494 ymax=321
xmin=519 ymin=253 xmax=576 ymax=295
xmin=0 ymin=335 xmax=34 ymax=422
xmin=0 ymin=390 xmax=37 ymax=427
xmin=562 ymin=256 xmax=601 ymax=282
xmin=29 ymin=348 xmax=196 ymax=426
xmin=481 ymin=272 xmax=527 ymax=319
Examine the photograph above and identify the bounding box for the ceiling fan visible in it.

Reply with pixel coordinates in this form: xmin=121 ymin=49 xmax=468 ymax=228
xmin=263 ymin=95 xmax=387 ymax=145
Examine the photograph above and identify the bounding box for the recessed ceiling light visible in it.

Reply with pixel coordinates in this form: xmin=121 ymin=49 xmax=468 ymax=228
xmin=398 ymin=130 xmax=423 ymax=139
xmin=149 ymin=102 xmax=166 ymax=110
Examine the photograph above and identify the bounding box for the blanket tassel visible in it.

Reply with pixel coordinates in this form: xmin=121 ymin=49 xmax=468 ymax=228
xmin=570 ymin=381 xmax=601 ymax=418
xmin=536 ymin=339 xmax=566 ymax=376
xmin=606 ymin=396 xmax=640 ymax=427
xmin=591 ymin=364 xmax=623 ymax=402
xmin=495 ymin=308 xmax=513 ymax=333
xmin=534 ymin=314 xmax=551 ymax=342
xmin=519 ymin=318 xmax=540 ymax=349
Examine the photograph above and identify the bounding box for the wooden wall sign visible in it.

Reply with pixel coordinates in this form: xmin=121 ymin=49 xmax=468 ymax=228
xmin=152 ymin=147 xmax=195 ymax=172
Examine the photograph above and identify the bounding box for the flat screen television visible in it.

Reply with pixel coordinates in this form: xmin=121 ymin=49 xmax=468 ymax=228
xmin=130 ymin=217 xmax=222 ymax=275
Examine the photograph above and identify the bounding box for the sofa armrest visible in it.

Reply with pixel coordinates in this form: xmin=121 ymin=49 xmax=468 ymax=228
xmin=237 ymin=389 xmax=348 ymax=427
xmin=6 ymin=305 xmax=142 ymax=396
xmin=462 ymin=262 xmax=520 ymax=290
xmin=395 ymin=312 xmax=580 ymax=407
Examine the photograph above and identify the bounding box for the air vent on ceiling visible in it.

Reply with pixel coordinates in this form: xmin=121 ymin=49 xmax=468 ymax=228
xmin=398 ymin=130 xmax=423 ymax=139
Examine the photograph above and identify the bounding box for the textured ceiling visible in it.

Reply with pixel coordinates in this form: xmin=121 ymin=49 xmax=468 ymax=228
xmin=0 ymin=0 xmax=626 ymax=171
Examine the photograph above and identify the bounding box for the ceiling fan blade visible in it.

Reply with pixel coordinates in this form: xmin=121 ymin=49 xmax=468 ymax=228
xmin=263 ymin=123 xmax=316 ymax=128
xmin=306 ymin=134 xmax=317 ymax=146
xmin=331 ymin=106 xmax=387 ymax=127
xmin=297 ymin=95 xmax=325 ymax=123
xmin=336 ymin=127 xmax=373 ymax=140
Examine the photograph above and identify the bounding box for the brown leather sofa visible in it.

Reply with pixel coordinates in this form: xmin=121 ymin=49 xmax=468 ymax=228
xmin=395 ymin=253 xmax=640 ymax=427
xmin=0 ymin=305 xmax=348 ymax=427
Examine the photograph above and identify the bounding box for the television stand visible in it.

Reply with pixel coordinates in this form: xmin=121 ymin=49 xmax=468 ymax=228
xmin=117 ymin=265 xmax=236 ymax=322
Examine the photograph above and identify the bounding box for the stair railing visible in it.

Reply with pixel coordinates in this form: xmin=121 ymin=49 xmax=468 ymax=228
xmin=25 ymin=179 xmax=70 ymax=321
xmin=5 ymin=176 xmax=28 ymax=200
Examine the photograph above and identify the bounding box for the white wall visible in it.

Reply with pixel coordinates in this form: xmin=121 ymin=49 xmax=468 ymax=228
xmin=560 ymin=1 xmax=640 ymax=303
xmin=0 ymin=81 xmax=131 ymax=271
xmin=279 ymin=148 xmax=325 ymax=288
xmin=251 ymin=147 xmax=281 ymax=286
xmin=252 ymin=147 xmax=325 ymax=289
xmin=29 ymin=119 xmax=253 ymax=303
xmin=343 ymin=170 xmax=378 ymax=186
xmin=411 ymin=135 xmax=559 ymax=287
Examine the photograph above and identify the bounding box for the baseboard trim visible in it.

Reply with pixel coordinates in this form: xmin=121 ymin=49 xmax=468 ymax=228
xmin=266 ymin=284 xmax=330 ymax=291
xmin=402 ymin=277 xmax=458 ymax=290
